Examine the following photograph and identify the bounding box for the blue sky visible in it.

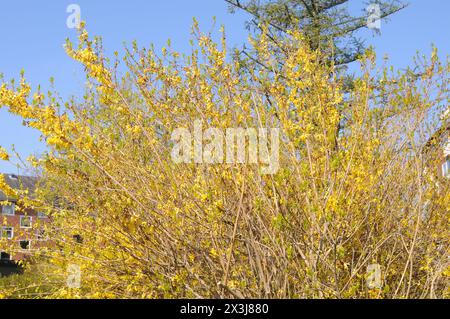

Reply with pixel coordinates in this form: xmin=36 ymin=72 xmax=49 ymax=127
xmin=0 ymin=0 xmax=449 ymax=173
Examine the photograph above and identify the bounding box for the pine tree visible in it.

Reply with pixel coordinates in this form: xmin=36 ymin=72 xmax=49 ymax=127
xmin=227 ymin=0 xmax=406 ymax=66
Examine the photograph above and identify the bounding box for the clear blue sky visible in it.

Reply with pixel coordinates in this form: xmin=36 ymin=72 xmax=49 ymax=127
xmin=0 ymin=0 xmax=449 ymax=173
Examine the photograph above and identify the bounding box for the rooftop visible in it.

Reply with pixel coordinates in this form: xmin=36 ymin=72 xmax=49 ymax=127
xmin=0 ymin=174 xmax=38 ymax=201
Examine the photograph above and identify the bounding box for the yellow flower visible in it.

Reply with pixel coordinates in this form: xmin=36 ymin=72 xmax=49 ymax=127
xmin=0 ymin=147 xmax=9 ymax=161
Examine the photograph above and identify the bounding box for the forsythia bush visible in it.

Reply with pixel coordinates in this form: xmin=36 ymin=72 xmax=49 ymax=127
xmin=0 ymin=23 xmax=449 ymax=298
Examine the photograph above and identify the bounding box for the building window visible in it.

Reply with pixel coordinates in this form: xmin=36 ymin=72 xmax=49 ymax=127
xmin=36 ymin=229 xmax=47 ymax=241
xmin=442 ymin=156 xmax=450 ymax=178
xmin=20 ymin=216 xmax=32 ymax=229
xmin=19 ymin=240 xmax=30 ymax=250
xmin=0 ymin=252 xmax=11 ymax=261
xmin=73 ymin=234 xmax=83 ymax=244
xmin=1 ymin=227 xmax=14 ymax=239
xmin=37 ymin=212 xmax=47 ymax=219
xmin=2 ymin=203 xmax=15 ymax=216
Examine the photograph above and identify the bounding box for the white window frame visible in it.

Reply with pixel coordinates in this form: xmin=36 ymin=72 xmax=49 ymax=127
xmin=1 ymin=226 xmax=14 ymax=240
xmin=442 ymin=156 xmax=450 ymax=178
xmin=19 ymin=240 xmax=31 ymax=250
xmin=2 ymin=203 xmax=15 ymax=216
xmin=20 ymin=216 xmax=32 ymax=229
xmin=37 ymin=211 xmax=47 ymax=219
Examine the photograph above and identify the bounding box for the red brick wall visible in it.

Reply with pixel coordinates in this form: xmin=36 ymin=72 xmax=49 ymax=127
xmin=1 ymin=206 xmax=51 ymax=261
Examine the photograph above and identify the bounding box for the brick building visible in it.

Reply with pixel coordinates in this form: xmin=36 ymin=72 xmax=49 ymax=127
xmin=440 ymin=124 xmax=450 ymax=179
xmin=423 ymin=107 xmax=450 ymax=180
xmin=0 ymin=174 xmax=50 ymax=262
